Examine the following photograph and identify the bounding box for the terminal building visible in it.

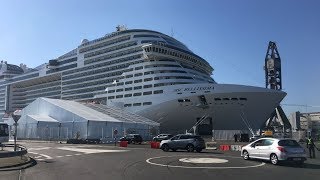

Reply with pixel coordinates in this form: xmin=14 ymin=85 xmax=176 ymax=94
xmin=289 ymin=111 xmax=320 ymax=140
xmin=8 ymin=97 xmax=159 ymax=140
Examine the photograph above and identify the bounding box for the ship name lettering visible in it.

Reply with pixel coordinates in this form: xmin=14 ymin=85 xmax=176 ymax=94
xmin=183 ymin=86 xmax=213 ymax=91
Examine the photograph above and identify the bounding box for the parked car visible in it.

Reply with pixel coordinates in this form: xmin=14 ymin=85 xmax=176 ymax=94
xmin=160 ymin=134 xmax=206 ymax=152
xmin=153 ymin=134 xmax=173 ymax=142
xmin=249 ymin=135 xmax=261 ymax=142
xmin=119 ymin=134 xmax=143 ymax=144
xmin=241 ymin=138 xmax=307 ymax=165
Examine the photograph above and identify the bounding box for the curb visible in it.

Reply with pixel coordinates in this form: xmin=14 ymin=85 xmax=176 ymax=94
xmin=0 ymin=156 xmax=36 ymax=171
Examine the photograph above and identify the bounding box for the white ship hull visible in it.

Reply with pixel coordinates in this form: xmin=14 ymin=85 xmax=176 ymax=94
xmin=107 ymin=83 xmax=286 ymax=134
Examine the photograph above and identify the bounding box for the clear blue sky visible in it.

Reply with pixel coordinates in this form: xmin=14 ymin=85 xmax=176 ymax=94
xmin=1 ymin=0 xmax=319 ymax=114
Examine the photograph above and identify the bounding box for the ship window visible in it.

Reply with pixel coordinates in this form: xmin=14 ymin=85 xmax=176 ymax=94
xmin=125 ymin=81 xmax=133 ymax=85
xmin=108 ymin=90 xmax=115 ymax=93
xmin=178 ymin=99 xmax=184 ymax=102
xmin=134 ymin=86 xmax=142 ymax=90
xmin=117 ymin=82 xmax=124 ymax=86
xmin=240 ymin=98 xmax=247 ymax=101
xmin=214 ymin=98 xmax=221 ymax=101
xmin=231 ymin=98 xmax=238 ymax=101
xmin=154 ymin=90 xmax=163 ymax=94
xmin=143 ymin=102 xmax=152 ymax=106
xmin=116 ymin=95 xmax=123 ymax=99
xmin=116 ymin=89 xmax=123 ymax=92
xmin=134 ymin=79 xmax=142 ymax=83
xmin=144 ymin=78 xmax=153 ymax=82
xmin=135 ymin=73 xmax=143 ymax=77
xmin=125 ymin=87 xmax=133 ymax=91
xmin=124 ymin=94 xmax=132 ymax=97
xmin=135 ymin=66 xmax=143 ymax=70
xmin=108 ymin=96 xmax=115 ymax=99
xmin=124 ymin=104 xmax=132 ymax=107
xmin=223 ymin=98 xmax=230 ymax=101
xmin=184 ymin=99 xmax=191 ymax=102
xmin=133 ymin=103 xmax=141 ymax=106
xmin=204 ymin=91 xmax=210 ymax=93
xmin=133 ymin=92 xmax=142 ymax=96
xmin=191 ymin=92 xmax=196 ymax=94
xmin=126 ymin=74 xmax=133 ymax=78
xmin=143 ymin=91 xmax=152 ymax=95
xmin=144 ymin=84 xmax=152 ymax=88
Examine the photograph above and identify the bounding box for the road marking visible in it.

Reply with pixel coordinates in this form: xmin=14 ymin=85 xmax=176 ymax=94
xmin=39 ymin=154 xmax=53 ymax=160
xmin=28 ymin=147 xmax=51 ymax=151
xmin=74 ymin=154 xmax=82 ymax=156
xmin=146 ymin=155 xmax=266 ymax=169
xmin=56 ymin=156 xmax=64 ymax=158
xmin=28 ymin=152 xmax=39 ymax=155
xmin=65 ymin=155 xmax=73 ymax=157
xmin=56 ymin=147 xmax=129 ymax=154
xmin=179 ymin=158 xmax=228 ymax=164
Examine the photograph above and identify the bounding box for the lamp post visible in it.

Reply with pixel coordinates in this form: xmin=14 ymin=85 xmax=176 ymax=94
xmin=12 ymin=110 xmax=22 ymax=151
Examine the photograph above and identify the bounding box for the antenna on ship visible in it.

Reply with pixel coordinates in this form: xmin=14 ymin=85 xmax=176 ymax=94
xmin=263 ymin=41 xmax=291 ymax=138
xmin=116 ymin=25 xmax=127 ymax=32
xmin=171 ymin=27 xmax=174 ymax=37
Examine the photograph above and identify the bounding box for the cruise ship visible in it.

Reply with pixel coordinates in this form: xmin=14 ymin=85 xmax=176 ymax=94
xmin=0 ymin=26 xmax=286 ymax=134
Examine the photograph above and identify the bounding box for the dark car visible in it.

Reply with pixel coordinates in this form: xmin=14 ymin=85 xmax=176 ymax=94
xmin=160 ymin=134 xmax=206 ymax=152
xmin=120 ymin=134 xmax=143 ymax=144
xmin=153 ymin=134 xmax=173 ymax=142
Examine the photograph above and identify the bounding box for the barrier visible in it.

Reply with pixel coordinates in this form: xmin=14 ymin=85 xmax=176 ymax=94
xmin=150 ymin=141 xmax=160 ymax=149
xmin=230 ymin=145 xmax=242 ymax=151
xmin=205 ymin=142 xmax=217 ymax=150
xmin=119 ymin=141 xmax=128 ymax=147
xmin=219 ymin=145 xmax=230 ymax=151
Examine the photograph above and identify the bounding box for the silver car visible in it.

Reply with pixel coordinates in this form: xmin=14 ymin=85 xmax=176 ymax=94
xmin=241 ymin=138 xmax=307 ymax=165
xmin=160 ymin=134 xmax=206 ymax=152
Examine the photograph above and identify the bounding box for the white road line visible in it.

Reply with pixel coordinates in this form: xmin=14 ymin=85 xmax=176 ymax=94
xmin=39 ymin=154 xmax=53 ymax=160
xmin=28 ymin=152 xmax=39 ymax=155
xmin=56 ymin=147 xmax=129 ymax=154
xmin=74 ymin=154 xmax=82 ymax=156
xmin=28 ymin=147 xmax=51 ymax=151
xmin=146 ymin=155 xmax=266 ymax=169
xmin=56 ymin=156 xmax=64 ymax=158
xmin=65 ymin=155 xmax=73 ymax=157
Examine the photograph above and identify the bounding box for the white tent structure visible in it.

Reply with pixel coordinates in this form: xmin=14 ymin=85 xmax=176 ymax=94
xmin=10 ymin=98 xmax=159 ymax=141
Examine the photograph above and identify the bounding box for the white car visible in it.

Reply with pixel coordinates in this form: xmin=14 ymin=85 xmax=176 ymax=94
xmin=241 ymin=138 xmax=307 ymax=165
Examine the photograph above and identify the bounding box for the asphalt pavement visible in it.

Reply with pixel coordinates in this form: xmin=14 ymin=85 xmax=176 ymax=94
xmin=0 ymin=141 xmax=319 ymax=180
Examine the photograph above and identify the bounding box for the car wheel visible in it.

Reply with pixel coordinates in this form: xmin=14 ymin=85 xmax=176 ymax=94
xmin=270 ymin=154 xmax=279 ymax=165
xmin=243 ymin=150 xmax=250 ymax=160
xmin=196 ymin=148 xmax=202 ymax=153
xmin=186 ymin=144 xmax=194 ymax=152
xmin=162 ymin=144 xmax=170 ymax=152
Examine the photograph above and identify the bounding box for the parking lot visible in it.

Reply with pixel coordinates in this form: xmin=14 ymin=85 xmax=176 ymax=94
xmin=0 ymin=141 xmax=320 ymax=180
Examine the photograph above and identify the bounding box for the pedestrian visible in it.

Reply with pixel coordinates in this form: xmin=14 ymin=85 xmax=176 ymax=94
xmin=234 ymin=133 xmax=238 ymax=142
xmin=307 ymin=136 xmax=319 ymax=158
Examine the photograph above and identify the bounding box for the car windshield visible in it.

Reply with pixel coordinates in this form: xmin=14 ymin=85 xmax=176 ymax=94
xmin=278 ymin=140 xmax=300 ymax=147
